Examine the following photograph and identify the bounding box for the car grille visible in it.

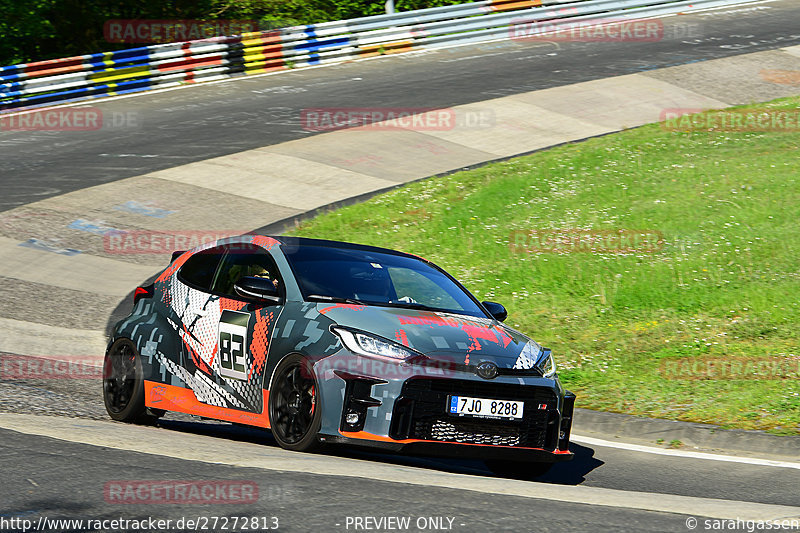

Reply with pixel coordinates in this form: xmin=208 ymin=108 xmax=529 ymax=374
xmin=424 ymin=419 xmax=522 ymax=447
xmin=390 ymin=378 xmax=559 ymax=449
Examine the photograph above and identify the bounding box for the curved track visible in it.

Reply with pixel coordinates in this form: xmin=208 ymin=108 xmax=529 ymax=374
xmin=2 ymin=0 xmax=800 ymax=210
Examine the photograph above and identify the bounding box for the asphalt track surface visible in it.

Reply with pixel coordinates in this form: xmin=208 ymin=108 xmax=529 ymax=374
xmin=1 ymin=429 xmax=694 ymax=533
xmin=2 ymin=0 xmax=800 ymax=212
xmin=1 ymin=365 xmax=799 ymax=508
xmin=2 ymin=2 xmax=800 ymax=531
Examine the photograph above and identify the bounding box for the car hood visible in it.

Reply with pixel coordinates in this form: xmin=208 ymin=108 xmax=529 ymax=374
xmin=318 ymin=303 xmax=534 ymax=368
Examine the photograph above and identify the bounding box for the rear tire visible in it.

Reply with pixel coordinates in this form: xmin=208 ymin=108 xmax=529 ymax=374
xmin=103 ymin=339 xmax=157 ymax=424
xmin=268 ymin=354 xmax=322 ymax=452
xmin=484 ymin=460 xmax=552 ymax=479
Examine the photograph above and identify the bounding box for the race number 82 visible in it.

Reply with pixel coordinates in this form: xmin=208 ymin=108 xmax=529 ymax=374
xmin=220 ymin=332 xmax=246 ymax=373
xmin=218 ymin=310 xmax=250 ymax=381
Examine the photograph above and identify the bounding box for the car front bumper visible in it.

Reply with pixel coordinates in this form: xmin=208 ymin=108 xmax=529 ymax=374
xmin=313 ymin=354 xmax=575 ymax=462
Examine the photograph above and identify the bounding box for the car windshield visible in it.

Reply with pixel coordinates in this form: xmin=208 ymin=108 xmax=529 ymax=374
xmin=282 ymin=244 xmax=487 ymax=318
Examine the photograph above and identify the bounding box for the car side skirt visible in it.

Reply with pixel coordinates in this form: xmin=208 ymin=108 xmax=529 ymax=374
xmin=143 ymin=381 xmax=271 ymax=428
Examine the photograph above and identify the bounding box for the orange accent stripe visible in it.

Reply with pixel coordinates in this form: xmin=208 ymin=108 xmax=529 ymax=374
xmin=144 ymin=381 xmax=270 ymax=428
xmin=339 ymin=430 xmax=572 ymax=454
xmin=341 ymin=431 xmax=418 ymax=444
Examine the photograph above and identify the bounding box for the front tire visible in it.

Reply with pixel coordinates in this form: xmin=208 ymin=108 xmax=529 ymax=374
xmin=268 ymin=354 xmax=322 ymax=452
xmin=103 ymin=338 xmax=156 ymax=423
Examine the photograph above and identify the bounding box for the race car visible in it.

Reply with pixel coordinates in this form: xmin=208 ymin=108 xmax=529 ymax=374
xmin=103 ymin=235 xmax=575 ymax=476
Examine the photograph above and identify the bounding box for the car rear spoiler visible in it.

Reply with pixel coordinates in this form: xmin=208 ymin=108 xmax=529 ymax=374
xmin=171 ymin=250 xmax=186 ymax=263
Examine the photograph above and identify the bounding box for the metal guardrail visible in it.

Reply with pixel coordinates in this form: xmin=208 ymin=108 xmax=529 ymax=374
xmin=0 ymin=0 xmax=753 ymax=112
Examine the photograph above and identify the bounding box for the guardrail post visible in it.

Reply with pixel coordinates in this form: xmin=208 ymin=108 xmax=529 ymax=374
xmin=385 ymin=0 xmax=396 ymax=14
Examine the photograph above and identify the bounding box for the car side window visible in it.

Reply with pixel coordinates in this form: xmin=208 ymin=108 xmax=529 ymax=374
xmin=177 ymin=247 xmax=224 ymax=291
xmin=211 ymin=244 xmax=282 ymax=298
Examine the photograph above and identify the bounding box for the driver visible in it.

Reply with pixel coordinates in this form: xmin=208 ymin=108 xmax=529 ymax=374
xmin=250 ymin=265 xmax=279 ymax=288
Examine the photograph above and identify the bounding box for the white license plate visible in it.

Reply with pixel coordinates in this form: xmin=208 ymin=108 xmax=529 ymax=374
xmin=448 ymin=395 xmax=524 ymax=420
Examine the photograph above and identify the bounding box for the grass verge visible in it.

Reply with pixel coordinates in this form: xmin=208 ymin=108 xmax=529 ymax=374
xmin=288 ymin=97 xmax=800 ymax=434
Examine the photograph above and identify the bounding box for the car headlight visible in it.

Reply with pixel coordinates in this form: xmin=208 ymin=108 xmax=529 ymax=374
xmin=331 ymin=327 xmax=418 ymax=362
xmin=513 ymin=341 xmax=556 ymax=378
xmin=536 ymin=349 xmax=557 ymax=378
xmin=513 ymin=340 xmax=542 ymax=370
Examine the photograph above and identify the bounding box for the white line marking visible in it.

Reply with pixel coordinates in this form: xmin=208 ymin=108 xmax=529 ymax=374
xmin=572 ymin=434 xmax=800 ymax=469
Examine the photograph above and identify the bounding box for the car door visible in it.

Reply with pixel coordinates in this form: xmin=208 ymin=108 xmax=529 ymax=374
xmin=169 ymin=245 xmax=225 ymax=386
xmin=200 ymin=243 xmax=285 ymax=414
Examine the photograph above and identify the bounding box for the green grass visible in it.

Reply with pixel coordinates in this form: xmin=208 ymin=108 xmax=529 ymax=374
xmin=288 ymin=97 xmax=800 ymax=434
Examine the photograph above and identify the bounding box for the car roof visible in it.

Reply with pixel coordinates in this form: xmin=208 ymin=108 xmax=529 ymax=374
xmin=269 ymin=235 xmax=425 ymax=262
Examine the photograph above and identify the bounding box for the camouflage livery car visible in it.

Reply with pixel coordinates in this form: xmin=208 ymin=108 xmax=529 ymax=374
xmin=104 ymin=235 xmax=575 ymax=476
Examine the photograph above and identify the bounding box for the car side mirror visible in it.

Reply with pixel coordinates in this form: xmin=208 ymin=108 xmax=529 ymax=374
xmin=482 ymin=301 xmax=507 ymax=322
xmin=234 ymin=276 xmax=282 ymax=304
